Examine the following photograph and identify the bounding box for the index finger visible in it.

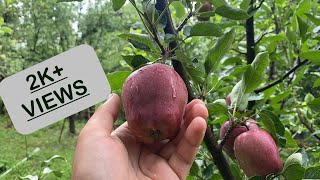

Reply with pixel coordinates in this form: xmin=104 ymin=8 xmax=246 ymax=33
xmin=80 ymin=93 xmax=120 ymax=136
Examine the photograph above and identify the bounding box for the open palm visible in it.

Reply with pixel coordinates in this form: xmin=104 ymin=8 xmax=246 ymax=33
xmin=72 ymin=94 xmax=208 ymax=180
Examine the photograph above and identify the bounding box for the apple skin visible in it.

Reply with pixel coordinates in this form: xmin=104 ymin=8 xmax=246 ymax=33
xmin=220 ymin=120 xmax=258 ymax=158
xmin=121 ymin=63 xmax=188 ymax=144
xmin=234 ymin=129 xmax=283 ymax=178
xmin=197 ymin=2 xmax=213 ymax=21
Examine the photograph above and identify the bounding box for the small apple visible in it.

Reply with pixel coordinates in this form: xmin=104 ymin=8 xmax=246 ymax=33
xmin=197 ymin=2 xmax=213 ymax=21
xmin=234 ymin=129 xmax=283 ymax=178
xmin=122 ymin=63 xmax=188 ymax=144
xmin=220 ymin=119 xmax=258 ymax=158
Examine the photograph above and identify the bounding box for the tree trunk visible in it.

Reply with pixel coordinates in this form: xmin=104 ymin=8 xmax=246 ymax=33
xmin=69 ymin=115 xmax=76 ymax=134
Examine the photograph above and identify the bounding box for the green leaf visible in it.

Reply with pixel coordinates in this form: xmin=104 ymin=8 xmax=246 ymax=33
xmin=206 ymin=102 xmax=228 ymax=116
xmin=122 ymin=55 xmax=148 ymax=69
xmin=0 ymin=18 xmax=4 ymax=25
xmin=211 ymin=0 xmax=226 ymax=8
xmin=297 ymin=16 xmax=309 ymax=42
xmin=43 ymin=167 xmax=53 ymax=174
xmin=258 ymin=112 xmax=278 ymax=144
xmin=0 ymin=27 xmax=13 ymax=34
xmin=300 ymin=50 xmax=320 ymax=64
xmin=53 ymin=170 xmax=63 ymax=177
xmin=176 ymin=50 xmax=192 ymax=65
xmin=307 ymin=98 xmax=320 ymax=112
xmin=282 ymin=153 xmax=305 ymax=180
xmin=283 ymin=153 xmax=302 ymax=170
xmin=215 ymin=5 xmax=250 ymax=20
xmin=128 ymin=39 xmax=151 ymax=51
xmin=260 ymin=34 xmax=287 ymax=43
xmin=284 ymin=129 xmax=298 ymax=148
xmin=304 ymin=166 xmax=320 ymax=179
xmin=296 ymin=0 xmax=311 ymax=16
xmin=313 ymin=78 xmax=320 ymax=88
xmin=240 ymin=0 xmax=250 ymax=10
xmin=305 ymin=13 xmax=320 ymax=25
xmin=189 ymin=161 xmax=199 ymax=176
xmin=189 ymin=23 xmax=223 ymax=37
xmin=112 ymin=0 xmax=126 ymax=11
xmin=282 ymin=164 xmax=305 ymax=180
xmin=185 ymin=63 xmax=206 ymax=85
xmin=118 ymin=33 xmax=160 ymax=52
xmin=260 ymin=110 xmax=285 ymax=136
xmin=171 ymin=1 xmax=185 ymax=18
xmin=203 ymin=163 xmax=214 ymax=179
xmin=20 ymin=175 xmax=39 ymax=180
xmin=204 ymin=28 xmax=235 ymax=75
xmin=242 ymin=52 xmax=269 ymax=93
xmin=230 ymin=80 xmax=250 ymax=110
xmin=41 ymin=155 xmax=66 ymax=167
xmin=106 ymin=71 xmax=131 ymax=91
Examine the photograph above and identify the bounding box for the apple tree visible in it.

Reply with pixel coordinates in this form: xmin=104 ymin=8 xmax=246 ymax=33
xmin=110 ymin=0 xmax=320 ymax=179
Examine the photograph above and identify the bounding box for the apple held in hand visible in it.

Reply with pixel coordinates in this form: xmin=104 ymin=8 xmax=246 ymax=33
xmin=121 ymin=63 xmax=188 ymax=144
xmin=220 ymin=119 xmax=258 ymax=158
xmin=234 ymin=129 xmax=283 ymax=178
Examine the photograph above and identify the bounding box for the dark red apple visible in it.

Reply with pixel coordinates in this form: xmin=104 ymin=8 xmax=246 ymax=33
xmin=121 ymin=63 xmax=188 ymax=144
xmin=234 ymin=129 xmax=283 ymax=178
xmin=197 ymin=2 xmax=213 ymax=21
xmin=220 ymin=119 xmax=258 ymax=158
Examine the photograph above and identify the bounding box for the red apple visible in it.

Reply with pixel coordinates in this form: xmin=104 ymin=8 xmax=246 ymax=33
xmin=197 ymin=2 xmax=213 ymax=21
xmin=121 ymin=63 xmax=188 ymax=144
xmin=234 ymin=129 xmax=283 ymax=178
xmin=220 ymin=119 xmax=258 ymax=158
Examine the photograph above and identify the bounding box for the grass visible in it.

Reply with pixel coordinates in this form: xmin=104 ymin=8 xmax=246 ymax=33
xmin=0 ymin=115 xmax=86 ymax=179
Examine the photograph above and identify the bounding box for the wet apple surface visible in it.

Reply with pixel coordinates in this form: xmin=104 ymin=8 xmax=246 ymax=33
xmin=122 ymin=63 xmax=188 ymax=144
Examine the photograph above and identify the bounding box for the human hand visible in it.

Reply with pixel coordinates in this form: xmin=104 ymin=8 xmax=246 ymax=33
xmin=72 ymin=93 xmax=208 ymax=180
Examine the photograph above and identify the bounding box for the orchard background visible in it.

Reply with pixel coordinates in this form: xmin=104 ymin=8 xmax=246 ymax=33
xmin=0 ymin=0 xmax=320 ymax=179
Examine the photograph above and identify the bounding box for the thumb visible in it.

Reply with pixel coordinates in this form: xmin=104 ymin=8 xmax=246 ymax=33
xmin=82 ymin=93 xmax=120 ymax=135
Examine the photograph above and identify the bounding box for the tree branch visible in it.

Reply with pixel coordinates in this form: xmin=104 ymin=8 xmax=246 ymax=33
xmin=255 ymin=31 xmax=270 ymax=45
xmin=231 ymin=48 xmax=246 ymax=55
xmin=246 ymin=0 xmax=255 ymax=65
xmin=156 ymin=1 xmax=234 ymax=179
xmin=219 ymin=121 xmax=235 ymax=150
xmin=296 ymin=107 xmax=320 ymax=141
xmin=143 ymin=14 xmax=166 ymax=55
xmin=246 ymin=0 xmax=256 ymax=110
xmin=254 ymin=60 xmax=309 ymax=93
xmin=176 ymin=11 xmax=193 ymax=32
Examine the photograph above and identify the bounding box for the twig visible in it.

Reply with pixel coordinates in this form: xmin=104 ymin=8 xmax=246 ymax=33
xmin=255 ymin=31 xmax=270 ymax=45
xmin=204 ymin=127 xmax=235 ymax=180
xmin=296 ymin=107 xmax=320 ymax=141
xmin=176 ymin=12 xmax=193 ymax=32
xmin=59 ymin=119 xmax=66 ymax=143
xmin=231 ymin=48 xmax=246 ymax=55
xmin=143 ymin=13 xmax=167 ymax=55
xmin=255 ymin=60 xmax=309 ymax=93
xmin=156 ymin=0 xmax=234 ymax=179
xmin=249 ymin=0 xmax=266 ymax=14
xmin=255 ymin=0 xmax=266 ymax=12
xmin=219 ymin=121 xmax=235 ymax=150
